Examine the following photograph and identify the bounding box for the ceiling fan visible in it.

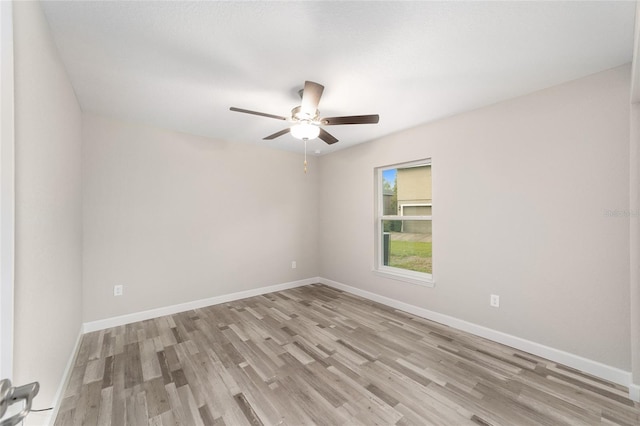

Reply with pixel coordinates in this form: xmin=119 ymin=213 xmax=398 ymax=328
xmin=229 ymin=81 xmax=379 ymax=145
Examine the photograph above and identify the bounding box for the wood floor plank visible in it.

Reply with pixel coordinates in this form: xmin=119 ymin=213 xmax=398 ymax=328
xmin=96 ymin=387 xmax=113 ymax=426
xmin=124 ymin=386 xmax=149 ymax=426
xmin=177 ymin=385 xmax=205 ymax=426
xmin=164 ymin=383 xmax=189 ymax=426
xmin=54 ymin=284 xmax=640 ymax=425
xmin=233 ymin=363 xmax=284 ymax=425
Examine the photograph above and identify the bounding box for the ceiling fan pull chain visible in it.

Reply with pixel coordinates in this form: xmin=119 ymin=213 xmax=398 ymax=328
xmin=304 ymin=138 xmax=308 ymax=173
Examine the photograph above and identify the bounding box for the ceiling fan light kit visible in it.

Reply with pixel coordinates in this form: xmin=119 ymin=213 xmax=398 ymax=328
xmin=290 ymin=122 xmax=320 ymax=140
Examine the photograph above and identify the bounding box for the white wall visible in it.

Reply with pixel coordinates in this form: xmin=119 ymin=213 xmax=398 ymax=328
xmin=319 ymin=65 xmax=631 ymax=371
xmin=82 ymin=114 xmax=319 ymax=322
xmin=628 ymin=2 xmax=640 ymax=399
xmin=631 ymin=102 xmax=640 ymax=398
xmin=0 ymin=0 xmax=15 ymax=382
xmin=12 ymin=0 xmax=83 ymax=409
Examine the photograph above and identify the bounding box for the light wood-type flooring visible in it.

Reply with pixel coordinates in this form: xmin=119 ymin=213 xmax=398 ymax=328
xmin=54 ymin=284 xmax=640 ymax=425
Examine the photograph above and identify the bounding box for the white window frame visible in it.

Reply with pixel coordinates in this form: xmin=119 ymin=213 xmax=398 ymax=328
xmin=374 ymin=159 xmax=434 ymax=287
xmin=399 ymin=203 xmax=432 ymax=216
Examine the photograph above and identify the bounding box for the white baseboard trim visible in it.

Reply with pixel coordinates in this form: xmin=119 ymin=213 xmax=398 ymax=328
xmin=319 ymin=277 xmax=633 ymax=392
xmin=41 ymin=326 xmax=83 ymax=426
xmin=83 ymin=277 xmax=319 ymax=333
xmin=630 ymin=383 xmax=640 ymax=402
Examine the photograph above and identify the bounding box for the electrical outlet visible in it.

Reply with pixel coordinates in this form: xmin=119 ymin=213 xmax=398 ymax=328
xmin=114 ymin=285 xmax=123 ymax=296
xmin=291 ymin=261 xmax=297 ymax=269
xmin=490 ymin=294 xmax=499 ymax=307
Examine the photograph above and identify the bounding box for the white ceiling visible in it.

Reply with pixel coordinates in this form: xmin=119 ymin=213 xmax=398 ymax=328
xmin=41 ymin=1 xmax=636 ymax=156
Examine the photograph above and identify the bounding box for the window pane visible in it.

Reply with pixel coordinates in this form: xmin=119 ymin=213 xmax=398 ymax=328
xmin=382 ymin=220 xmax=432 ymax=274
xmin=383 ymin=219 xmax=402 ymax=232
xmin=382 ymin=169 xmax=398 ymax=215
xmin=397 ymin=165 xmax=431 ymax=216
xmin=402 ymin=205 xmax=431 ymax=216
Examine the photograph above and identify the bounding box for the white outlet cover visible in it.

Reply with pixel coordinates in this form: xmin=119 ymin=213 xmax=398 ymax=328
xmin=490 ymin=294 xmax=499 ymax=307
xmin=114 ymin=285 xmax=123 ymax=296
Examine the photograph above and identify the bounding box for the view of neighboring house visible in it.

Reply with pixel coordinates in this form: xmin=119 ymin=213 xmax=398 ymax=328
xmin=397 ymin=164 xmax=432 ymax=233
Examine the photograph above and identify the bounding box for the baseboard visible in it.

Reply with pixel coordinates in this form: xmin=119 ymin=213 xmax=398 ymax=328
xmin=630 ymin=383 xmax=640 ymax=402
xmin=83 ymin=277 xmax=319 ymax=333
xmin=37 ymin=326 xmax=83 ymax=426
xmin=319 ymin=277 xmax=633 ymax=391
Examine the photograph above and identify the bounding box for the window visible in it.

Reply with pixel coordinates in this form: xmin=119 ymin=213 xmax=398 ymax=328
xmin=375 ymin=159 xmax=433 ymax=286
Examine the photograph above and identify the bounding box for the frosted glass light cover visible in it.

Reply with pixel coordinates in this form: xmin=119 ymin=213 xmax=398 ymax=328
xmin=291 ymin=123 xmax=320 ymax=140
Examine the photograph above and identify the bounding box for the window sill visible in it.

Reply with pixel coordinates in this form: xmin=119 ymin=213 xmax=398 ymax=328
xmin=372 ymin=269 xmax=435 ymax=288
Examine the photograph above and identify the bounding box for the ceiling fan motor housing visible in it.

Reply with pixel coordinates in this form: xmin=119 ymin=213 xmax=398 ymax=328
xmin=291 ymin=105 xmax=319 ymax=122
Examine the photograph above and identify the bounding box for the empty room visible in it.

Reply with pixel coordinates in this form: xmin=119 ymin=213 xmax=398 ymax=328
xmin=1 ymin=1 xmax=640 ymax=425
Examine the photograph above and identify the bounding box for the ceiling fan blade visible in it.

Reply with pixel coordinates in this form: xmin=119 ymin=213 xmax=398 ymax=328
xmin=230 ymin=107 xmax=287 ymax=121
xmin=322 ymin=114 xmax=380 ymax=125
xmin=300 ymin=81 xmax=324 ymax=116
xmin=318 ymin=128 xmax=338 ymax=145
xmin=263 ymin=128 xmax=291 ymax=140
